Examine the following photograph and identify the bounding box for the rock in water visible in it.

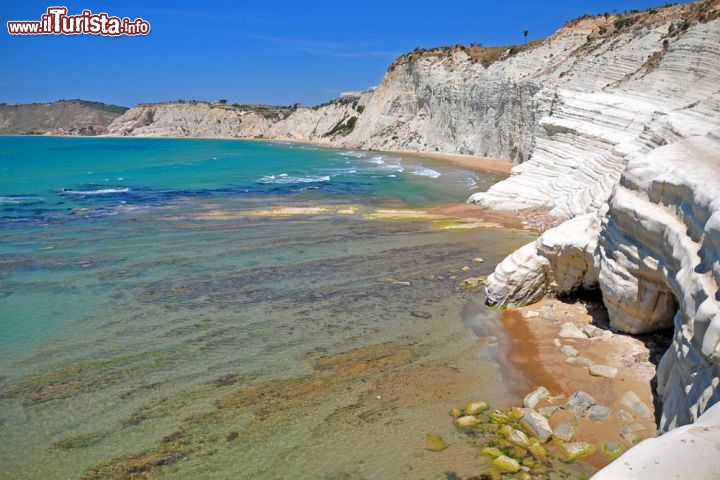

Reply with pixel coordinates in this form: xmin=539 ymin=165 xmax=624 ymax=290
xmin=619 ymin=422 xmax=649 ymax=443
xmin=523 ymin=386 xmax=550 ymax=409
xmin=455 ymin=415 xmax=478 ymax=429
xmin=538 ymin=406 xmax=560 ymax=418
xmin=527 ymin=444 xmax=547 ymax=462
xmin=588 ymin=405 xmax=613 ymax=422
xmin=589 ymin=365 xmax=618 ymax=378
xmin=425 ymin=434 xmax=447 ymax=451
xmin=583 ymin=324 xmax=605 ymax=338
xmin=491 ymin=455 xmax=521 ymax=473
xmin=559 ymin=322 xmax=588 ymax=339
xmin=553 ymin=423 xmax=575 ymax=442
xmin=464 ymin=401 xmax=488 ymax=415
xmin=603 ymin=441 xmax=624 ymax=457
xmin=621 ymin=391 xmax=652 ymax=420
xmin=461 ymin=276 xmax=487 ymax=289
xmin=566 ymin=391 xmax=597 ymax=416
xmin=479 ymin=446 xmax=503 ymax=458
xmin=561 ymin=442 xmax=595 ymax=461
xmin=566 ymin=356 xmax=594 ymax=367
xmin=502 ymin=426 xmax=530 ymax=447
xmin=560 ymin=345 xmax=579 ymax=357
xmin=521 ymin=410 xmax=553 ymax=443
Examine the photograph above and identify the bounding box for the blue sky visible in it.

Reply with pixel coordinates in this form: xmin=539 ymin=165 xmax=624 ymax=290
xmin=3 ymin=0 xmax=677 ymax=107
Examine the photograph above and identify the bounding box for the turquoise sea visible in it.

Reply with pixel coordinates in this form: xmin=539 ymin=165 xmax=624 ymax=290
xmin=0 ymin=136 xmax=537 ymax=479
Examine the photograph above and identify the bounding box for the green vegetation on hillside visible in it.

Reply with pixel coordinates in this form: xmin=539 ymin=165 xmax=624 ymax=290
xmin=324 ymin=115 xmax=358 ymax=137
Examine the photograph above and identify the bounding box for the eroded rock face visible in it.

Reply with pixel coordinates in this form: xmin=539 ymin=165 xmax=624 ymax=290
xmin=108 ymin=102 xmax=272 ymax=138
xmin=485 ymin=213 xmax=599 ymax=307
xmin=490 ymin=131 xmax=720 ymax=432
xmin=481 ymin=9 xmax=720 ymax=433
xmin=603 ymin=133 xmax=720 ymax=431
xmin=344 ymin=53 xmax=545 ymax=162
xmin=108 ymin=100 xmax=365 ymax=141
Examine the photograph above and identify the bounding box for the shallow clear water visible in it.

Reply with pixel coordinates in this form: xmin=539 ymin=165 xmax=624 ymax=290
xmin=0 ymin=137 xmax=539 ymax=479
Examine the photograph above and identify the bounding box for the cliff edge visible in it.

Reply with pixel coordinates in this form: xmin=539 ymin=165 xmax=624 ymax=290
xmin=479 ymin=1 xmax=720 ymax=441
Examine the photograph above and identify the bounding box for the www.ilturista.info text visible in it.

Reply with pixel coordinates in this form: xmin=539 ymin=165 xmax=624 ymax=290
xmin=7 ymin=7 xmax=150 ymax=36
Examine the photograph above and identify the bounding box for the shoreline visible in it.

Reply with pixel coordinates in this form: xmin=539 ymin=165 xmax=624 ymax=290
xmin=243 ymin=137 xmax=517 ymax=176
xmin=496 ymin=298 xmax=668 ymax=471
xmin=2 ymin=133 xmax=662 ymax=476
xmin=24 ymin=133 xmax=517 ymax=177
xmin=394 ymin=150 xmax=514 ymax=176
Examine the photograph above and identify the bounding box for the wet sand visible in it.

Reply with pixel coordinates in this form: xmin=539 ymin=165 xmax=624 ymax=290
xmin=497 ymin=298 xmax=670 ymax=470
xmin=432 ymin=203 xmax=526 ymax=231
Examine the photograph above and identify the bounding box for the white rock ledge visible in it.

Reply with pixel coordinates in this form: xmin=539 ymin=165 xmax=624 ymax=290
xmin=591 ymin=401 xmax=720 ymax=479
xmin=479 ymin=11 xmax=720 ymax=473
xmin=486 ymin=131 xmax=720 ymax=433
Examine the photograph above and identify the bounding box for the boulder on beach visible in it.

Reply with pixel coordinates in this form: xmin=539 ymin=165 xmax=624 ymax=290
xmin=523 ymin=386 xmax=550 ymax=409
xmin=560 ymin=442 xmax=595 ymax=461
xmin=553 ymin=423 xmax=575 ymax=442
xmin=521 ymin=410 xmax=553 ymax=443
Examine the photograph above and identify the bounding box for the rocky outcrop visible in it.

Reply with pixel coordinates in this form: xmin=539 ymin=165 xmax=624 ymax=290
xmin=108 ymin=99 xmax=368 ymax=141
xmin=343 ymin=49 xmax=545 ymax=162
xmin=0 ymin=100 xmax=127 ymax=135
xmin=485 ymin=213 xmax=600 ymax=306
xmin=486 ymin=127 xmax=720 ymax=433
xmin=469 ymin=4 xmax=720 ymax=218
xmin=108 ymin=102 xmax=273 ymax=138
xmin=479 ymin=3 xmax=720 ymax=436
xmin=603 ymin=132 xmax=720 ymax=432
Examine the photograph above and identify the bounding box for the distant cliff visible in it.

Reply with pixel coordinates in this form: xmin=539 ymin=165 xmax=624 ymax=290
xmin=0 ymin=100 xmax=127 ymax=135
xmin=110 ymin=2 xmax=719 ymax=220
xmin=108 ymin=99 xmax=367 ymax=143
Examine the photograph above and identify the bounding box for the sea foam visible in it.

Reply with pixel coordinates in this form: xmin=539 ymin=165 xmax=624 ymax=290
xmin=60 ymin=188 xmax=131 ymax=195
xmin=258 ymin=174 xmax=331 ymax=184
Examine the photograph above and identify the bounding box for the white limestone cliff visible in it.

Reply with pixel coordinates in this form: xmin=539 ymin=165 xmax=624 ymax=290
xmin=108 ymin=99 xmax=367 ymax=141
xmin=489 ymin=130 xmax=720 ymax=435
xmin=108 ymin=102 xmax=272 ymax=138
xmin=603 ymin=132 xmax=720 ymax=431
xmin=592 ymin=400 xmax=720 ymax=479
xmin=476 ymin=3 xmax=720 ymax=439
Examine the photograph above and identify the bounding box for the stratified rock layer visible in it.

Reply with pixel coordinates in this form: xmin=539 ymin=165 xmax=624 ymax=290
xmin=604 ymin=133 xmax=720 ymax=431
xmin=479 ymin=6 xmax=720 ymax=436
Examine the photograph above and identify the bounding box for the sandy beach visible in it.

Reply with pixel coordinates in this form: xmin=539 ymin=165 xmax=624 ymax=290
xmin=244 ymin=136 xmax=518 ymax=176
xmin=496 ymin=298 xmax=669 ymax=469
xmin=396 ymin=150 xmax=515 ymax=175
